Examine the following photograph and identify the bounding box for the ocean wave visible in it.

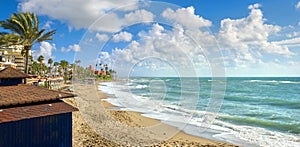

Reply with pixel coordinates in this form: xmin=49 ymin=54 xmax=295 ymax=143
xmin=247 ymin=80 xmax=300 ymax=84
xmin=135 ymin=84 xmax=148 ymax=89
xmin=219 ymin=115 xmax=300 ymax=134
xmin=213 ymin=120 xmax=300 ymax=147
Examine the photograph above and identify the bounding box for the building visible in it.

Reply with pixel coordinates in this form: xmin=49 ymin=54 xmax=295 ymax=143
xmin=0 ymin=45 xmax=29 ymax=72
xmin=94 ymin=70 xmax=106 ymax=76
xmin=0 ymin=66 xmax=28 ymax=86
xmin=0 ymin=67 xmax=77 ymax=146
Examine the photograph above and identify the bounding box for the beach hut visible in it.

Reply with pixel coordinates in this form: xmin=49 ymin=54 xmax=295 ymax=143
xmin=0 ymin=67 xmax=78 ymax=147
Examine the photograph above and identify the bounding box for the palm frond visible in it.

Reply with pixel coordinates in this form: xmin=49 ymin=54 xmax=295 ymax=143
xmin=37 ymin=29 xmax=56 ymax=42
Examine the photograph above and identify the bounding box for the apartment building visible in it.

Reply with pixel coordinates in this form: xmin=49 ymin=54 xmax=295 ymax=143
xmin=0 ymin=45 xmax=30 ymax=72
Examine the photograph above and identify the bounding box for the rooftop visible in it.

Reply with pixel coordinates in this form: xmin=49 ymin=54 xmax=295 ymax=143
xmin=0 ymin=84 xmax=75 ymax=108
xmin=0 ymin=101 xmax=77 ymax=123
xmin=0 ymin=66 xmax=28 ymax=79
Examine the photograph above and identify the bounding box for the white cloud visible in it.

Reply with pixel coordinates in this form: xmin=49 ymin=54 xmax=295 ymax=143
xmin=162 ymin=6 xmax=212 ymax=29
xmin=217 ymin=3 xmax=294 ymax=65
xmin=96 ymin=33 xmax=109 ymax=42
xmin=248 ymin=3 xmax=261 ymax=9
xmin=61 ymin=44 xmax=81 ymax=52
xmin=296 ymin=2 xmax=300 ymax=10
xmin=19 ymin=0 xmax=139 ymax=32
xmin=112 ymin=31 xmax=133 ymax=42
xmin=273 ymin=37 xmax=300 ymax=47
xmin=42 ymin=21 xmax=53 ymax=30
xmin=32 ymin=42 xmax=56 ymax=62
xmin=298 ymin=22 xmax=300 ymax=26
xmin=124 ymin=9 xmax=154 ymax=25
xmin=99 ymin=23 xmax=211 ymax=77
xmin=286 ymin=31 xmax=299 ymax=38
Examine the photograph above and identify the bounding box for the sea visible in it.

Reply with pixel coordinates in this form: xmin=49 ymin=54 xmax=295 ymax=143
xmin=99 ymin=77 xmax=300 ymax=147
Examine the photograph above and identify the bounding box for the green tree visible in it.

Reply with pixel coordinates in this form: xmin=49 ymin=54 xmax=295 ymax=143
xmin=60 ymin=60 xmax=68 ymax=73
xmin=37 ymin=55 xmax=44 ymax=76
xmin=0 ymin=12 xmax=56 ymax=77
xmin=31 ymin=61 xmax=40 ymax=75
xmin=75 ymin=60 xmax=81 ymax=65
xmin=53 ymin=61 xmax=59 ymax=77
xmin=48 ymin=58 xmax=53 ymax=76
xmin=60 ymin=60 xmax=69 ymax=83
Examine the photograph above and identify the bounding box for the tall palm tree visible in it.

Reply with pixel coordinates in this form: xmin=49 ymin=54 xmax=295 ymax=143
xmin=60 ymin=60 xmax=69 ymax=83
xmin=60 ymin=60 xmax=68 ymax=72
xmin=48 ymin=58 xmax=53 ymax=77
xmin=53 ymin=62 xmax=59 ymax=77
xmin=31 ymin=61 xmax=40 ymax=75
xmin=37 ymin=55 xmax=44 ymax=76
xmin=0 ymin=12 xmax=56 ymax=77
xmin=75 ymin=60 xmax=81 ymax=65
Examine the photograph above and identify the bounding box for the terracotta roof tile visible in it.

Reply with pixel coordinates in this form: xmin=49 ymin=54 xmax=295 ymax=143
xmin=0 ymin=101 xmax=78 ymax=123
xmin=0 ymin=67 xmax=29 ymax=79
xmin=0 ymin=85 xmax=75 ymax=107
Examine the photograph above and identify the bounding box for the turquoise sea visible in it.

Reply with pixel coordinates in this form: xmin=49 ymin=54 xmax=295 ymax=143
xmin=99 ymin=77 xmax=300 ymax=146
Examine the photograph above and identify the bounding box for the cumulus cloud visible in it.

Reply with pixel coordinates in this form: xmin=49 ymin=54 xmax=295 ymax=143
xmin=162 ymin=6 xmax=212 ymax=29
xmin=217 ymin=3 xmax=294 ymax=66
xmin=124 ymin=9 xmax=155 ymax=25
xmin=32 ymin=42 xmax=56 ymax=62
xmin=19 ymin=0 xmax=140 ymax=32
xmin=112 ymin=31 xmax=133 ymax=42
xmin=273 ymin=37 xmax=300 ymax=47
xmin=61 ymin=44 xmax=81 ymax=52
xmin=286 ymin=31 xmax=299 ymax=38
xmin=296 ymin=2 xmax=300 ymax=10
xmin=98 ymin=23 xmax=211 ymax=77
xmin=96 ymin=33 xmax=109 ymax=42
xmin=248 ymin=3 xmax=261 ymax=9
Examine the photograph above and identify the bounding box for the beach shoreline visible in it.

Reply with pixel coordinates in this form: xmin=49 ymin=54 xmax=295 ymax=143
xmin=64 ymin=82 xmax=239 ymax=146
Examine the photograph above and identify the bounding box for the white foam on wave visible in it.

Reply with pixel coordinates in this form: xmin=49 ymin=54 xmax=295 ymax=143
xmin=135 ymin=84 xmax=148 ymax=89
xmin=247 ymin=80 xmax=300 ymax=84
xmin=213 ymin=120 xmax=300 ymax=147
xmin=98 ymin=82 xmax=115 ymax=95
xmin=98 ymin=81 xmax=300 ymax=147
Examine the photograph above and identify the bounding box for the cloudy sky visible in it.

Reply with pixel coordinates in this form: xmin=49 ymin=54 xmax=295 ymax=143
xmin=1 ymin=0 xmax=300 ymax=77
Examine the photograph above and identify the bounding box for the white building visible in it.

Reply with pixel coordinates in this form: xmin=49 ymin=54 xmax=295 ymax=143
xmin=0 ymin=45 xmax=31 ymax=72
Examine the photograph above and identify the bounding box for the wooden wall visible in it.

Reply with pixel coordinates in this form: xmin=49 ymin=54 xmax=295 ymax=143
xmin=0 ymin=113 xmax=72 ymax=147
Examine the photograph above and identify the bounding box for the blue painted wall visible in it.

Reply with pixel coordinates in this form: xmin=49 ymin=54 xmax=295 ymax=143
xmin=0 ymin=78 xmax=22 ymax=86
xmin=0 ymin=113 xmax=72 ymax=147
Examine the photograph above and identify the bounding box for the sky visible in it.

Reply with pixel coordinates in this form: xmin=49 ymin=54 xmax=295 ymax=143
xmin=1 ymin=0 xmax=300 ymax=77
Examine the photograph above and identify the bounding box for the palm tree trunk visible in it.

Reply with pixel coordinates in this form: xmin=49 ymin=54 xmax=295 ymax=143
xmin=24 ymin=45 xmax=31 ymax=84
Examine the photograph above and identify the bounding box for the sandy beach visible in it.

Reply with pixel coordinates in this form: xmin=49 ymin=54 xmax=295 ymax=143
xmin=63 ymin=82 xmax=238 ymax=147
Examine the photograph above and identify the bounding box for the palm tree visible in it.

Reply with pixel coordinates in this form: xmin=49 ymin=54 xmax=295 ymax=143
xmin=0 ymin=12 xmax=56 ymax=77
xmin=48 ymin=58 xmax=53 ymax=77
xmin=60 ymin=60 xmax=69 ymax=83
xmin=31 ymin=61 xmax=40 ymax=75
xmin=37 ymin=55 xmax=44 ymax=76
xmin=60 ymin=60 xmax=69 ymax=74
xmin=75 ymin=60 xmax=81 ymax=65
xmin=53 ymin=62 xmax=59 ymax=77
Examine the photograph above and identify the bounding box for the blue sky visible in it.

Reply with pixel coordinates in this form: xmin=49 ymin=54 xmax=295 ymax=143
xmin=1 ymin=0 xmax=300 ymax=77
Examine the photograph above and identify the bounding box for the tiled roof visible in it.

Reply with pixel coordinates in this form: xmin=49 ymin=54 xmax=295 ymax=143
xmin=0 ymin=101 xmax=78 ymax=123
xmin=0 ymin=67 xmax=29 ymax=79
xmin=0 ymin=84 xmax=75 ymax=107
